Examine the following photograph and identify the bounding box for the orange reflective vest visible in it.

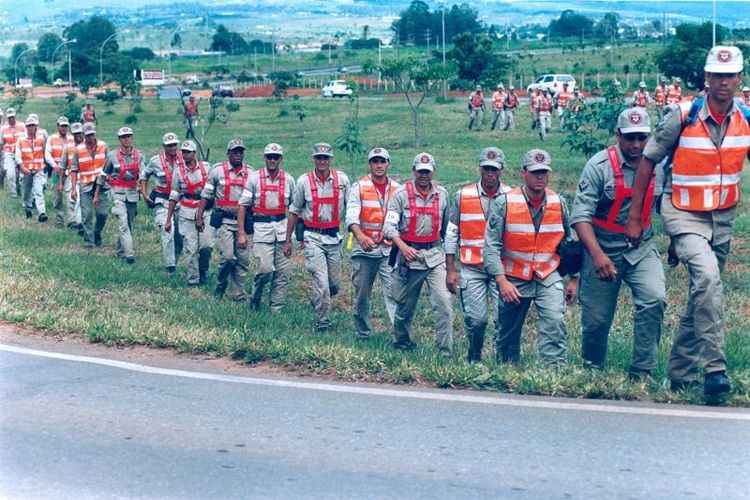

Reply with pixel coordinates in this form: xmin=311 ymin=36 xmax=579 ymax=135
xmin=654 ymin=86 xmax=666 ymax=106
xmin=742 ymin=94 xmax=750 ymax=107
xmin=470 ymin=92 xmax=484 ymax=109
xmin=304 ymin=170 xmax=340 ymax=229
xmin=491 ymin=91 xmax=505 ymax=110
xmin=501 ymin=188 xmax=564 ymax=281
xmin=592 ymin=146 xmax=655 ymax=233
xmin=215 ymin=162 xmax=249 ymax=209
xmin=557 ymin=91 xmax=572 ymax=109
xmin=1 ymin=124 xmax=24 ymax=154
xmin=18 ymin=135 xmax=45 ymax=173
xmin=538 ymin=96 xmax=552 ymax=112
xmin=634 ymin=91 xmax=648 ymax=107
xmin=254 ymin=168 xmax=287 ymax=217
xmin=458 ymin=183 xmax=511 ymax=265
xmin=357 ymin=175 xmax=398 ymax=244
xmin=76 ymin=142 xmax=107 ymax=185
xmin=82 ymin=108 xmax=95 ymax=123
xmin=671 ymin=99 xmax=750 ymax=212
xmin=177 ymin=160 xmax=208 ymax=208
xmin=110 ymin=148 xmax=142 ymax=190
xmin=667 ymin=85 xmax=682 ymax=105
xmin=48 ymin=133 xmax=75 ymax=168
xmin=401 ymin=181 xmax=441 ymax=244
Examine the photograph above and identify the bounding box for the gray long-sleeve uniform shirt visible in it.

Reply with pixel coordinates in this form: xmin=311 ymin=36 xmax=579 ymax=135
xmin=483 ymin=189 xmax=572 ymax=294
xmin=201 ymin=162 xmax=254 ymax=228
xmin=571 ymin=146 xmax=658 ymax=265
xmin=383 ymin=181 xmax=450 ymax=271
xmin=169 ymin=161 xmax=211 ymax=220
xmin=100 ymin=148 xmax=145 ymax=202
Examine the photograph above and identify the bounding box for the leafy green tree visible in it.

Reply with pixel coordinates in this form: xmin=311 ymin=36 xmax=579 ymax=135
xmin=171 ymin=33 xmax=182 ymax=49
xmin=549 ymin=10 xmax=594 ymax=39
xmin=562 ymin=81 xmax=625 ymax=157
xmin=37 ymin=33 xmax=64 ymax=63
xmin=5 ymin=43 xmax=33 ymax=82
xmin=380 ymin=57 xmax=444 ymax=147
xmin=335 ymin=81 xmax=367 ymax=171
xmin=656 ymin=22 xmax=729 ymax=89
xmin=595 ymin=12 xmax=620 ymax=41
xmin=391 ymin=1 xmax=482 ymax=47
xmin=122 ymin=47 xmax=156 ymax=61
xmin=32 ymin=64 xmax=49 ymax=84
xmin=449 ymin=32 xmax=510 ymax=88
xmin=210 ymin=25 xmax=249 ymax=55
xmin=269 ymin=71 xmax=298 ymax=99
xmin=63 ymin=16 xmax=117 ymax=82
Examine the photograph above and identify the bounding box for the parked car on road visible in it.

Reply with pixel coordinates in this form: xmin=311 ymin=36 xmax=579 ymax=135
xmin=526 ymin=74 xmax=577 ymax=96
xmin=321 ymin=80 xmax=353 ymax=98
xmin=212 ymin=83 xmax=235 ymax=98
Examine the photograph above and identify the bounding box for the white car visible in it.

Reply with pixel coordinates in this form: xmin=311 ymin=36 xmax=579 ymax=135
xmin=527 ymin=74 xmax=577 ymax=96
xmin=321 ymin=80 xmax=353 ymax=98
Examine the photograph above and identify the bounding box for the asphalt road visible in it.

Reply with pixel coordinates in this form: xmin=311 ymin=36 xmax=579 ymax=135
xmin=1 ymin=344 xmax=749 ymax=500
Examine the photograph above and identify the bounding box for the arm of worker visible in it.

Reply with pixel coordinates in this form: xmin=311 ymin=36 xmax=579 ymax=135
xmin=383 ymin=188 xmax=418 ymax=263
xmin=483 ymin=195 xmax=521 ymax=304
xmin=625 ymin=104 xmax=682 ymax=244
xmin=236 ymin=171 xmax=256 ymax=249
xmin=571 ymin=159 xmax=617 ymax=280
xmin=444 ymin=191 xmax=461 ymax=294
xmin=44 ymin=139 xmax=60 ymax=174
xmin=284 ymin=174 xmax=307 ymax=257
xmin=164 ymin=168 xmax=182 ymax=234
xmin=138 ymin=156 xmax=155 ymax=206
xmin=345 ymin=182 xmax=376 ymax=251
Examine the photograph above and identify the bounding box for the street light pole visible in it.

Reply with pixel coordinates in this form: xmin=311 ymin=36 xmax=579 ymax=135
xmin=99 ymin=31 xmax=122 ymax=88
xmin=13 ymin=47 xmax=35 ymax=86
xmin=712 ymin=0 xmax=716 ymax=47
xmin=51 ymin=38 xmax=77 ymax=87
xmin=441 ymin=1 xmax=447 ymax=99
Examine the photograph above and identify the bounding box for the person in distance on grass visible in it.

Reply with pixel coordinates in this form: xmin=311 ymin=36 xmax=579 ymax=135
xmin=625 ymin=46 xmax=750 ymax=398
xmin=284 ymin=143 xmax=350 ymax=333
xmin=237 ymin=143 xmax=295 ymax=311
xmin=530 ymin=88 xmax=540 ymax=131
xmin=15 ymin=114 xmax=48 ymax=222
xmin=632 ymin=81 xmax=651 ymax=109
xmin=383 ymin=152 xmax=453 ymax=355
xmin=741 ymin=86 xmax=750 ymax=107
xmin=445 ymin=147 xmax=512 ymax=362
xmin=80 ymin=102 xmax=97 ymax=125
xmin=484 ymin=149 xmax=577 ymax=367
xmin=572 ymin=108 xmax=666 ymax=380
xmin=197 ymin=138 xmax=253 ymax=300
xmin=67 ymin=123 xmax=85 ymax=234
xmin=70 ymin=123 xmax=109 ymax=248
xmin=666 ymin=77 xmax=683 ymax=105
xmin=503 ymin=85 xmax=518 ymax=131
xmin=140 ymin=132 xmax=185 ymax=274
xmin=537 ymin=88 xmax=553 ymax=141
xmin=98 ymin=127 xmax=145 ymax=264
xmin=0 ymin=108 xmax=25 ymax=198
xmin=165 ymin=140 xmax=214 ymax=286
xmin=345 ymin=147 xmax=400 ymax=339
xmin=555 ymin=82 xmax=573 ymax=131
xmin=490 ymin=84 xmax=506 ymax=131
xmin=467 ymin=85 xmax=485 ymax=131
xmin=45 ymin=116 xmax=76 ymax=228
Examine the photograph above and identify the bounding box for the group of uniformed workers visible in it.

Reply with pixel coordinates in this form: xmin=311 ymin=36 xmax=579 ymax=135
xmin=1 ymin=45 xmax=747 ymax=401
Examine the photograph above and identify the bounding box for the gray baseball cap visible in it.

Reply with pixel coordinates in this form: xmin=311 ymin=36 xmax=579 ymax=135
xmin=57 ymin=116 xmax=70 ymax=126
xmin=117 ymin=126 xmax=134 ymax=137
xmin=227 ymin=138 xmax=246 ymax=151
xmin=5 ymin=107 xmax=16 ymax=118
xmin=413 ymin=152 xmax=436 ymax=172
xmin=83 ymin=123 xmax=96 ymax=135
xmin=162 ymin=132 xmax=179 ymax=145
xmin=522 ymin=149 xmax=552 ymax=172
xmin=368 ymin=147 xmax=390 ymax=161
xmin=264 ymin=143 xmax=283 ymax=156
xmin=180 ymin=140 xmax=197 ymax=152
xmin=479 ymin=147 xmax=505 ymax=169
xmin=70 ymin=122 xmax=83 ymax=134
xmin=312 ymin=142 xmax=334 ymax=158
xmin=617 ymin=107 xmax=650 ymax=134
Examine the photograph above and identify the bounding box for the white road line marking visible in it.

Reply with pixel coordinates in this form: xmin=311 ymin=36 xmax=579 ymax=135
xmin=2 ymin=343 xmax=748 ymax=421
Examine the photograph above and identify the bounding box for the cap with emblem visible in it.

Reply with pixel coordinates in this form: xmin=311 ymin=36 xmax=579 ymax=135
xmin=413 ymin=152 xmax=436 ymax=172
xmin=180 ymin=140 xmax=196 ymax=152
xmin=25 ymin=114 xmax=39 ymax=126
xmin=227 ymin=138 xmax=246 ymax=151
xmin=743 ymin=86 xmax=750 ymax=92
xmin=522 ymin=149 xmax=552 ymax=172
xmin=509 ymin=85 xmax=515 ymax=90
xmin=117 ymin=126 xmax=134 ymax=137
xmin=162 ymin=132 xmax=179 ymax=145
xmin=263 ymin=143 xmax=283 ymax=156
xmin=83 ymin=123 xmax=96 ymax=135
xmin=705 ymin=46 xmax=743 ymax=73
xmin=71 ymin=122 xmax=83 ymax=134
xmin=479 ymin=147 xmax=505 ymax=170
xmin=368 ymin=147 xmax=390 ymax=161
xmin=639 ymin=81 xmax=646 ymax=88
xmin=5 ymin=108 xmax=16 ymax=118
xmin=57 ymin=116 xmax=70 ymax=126
xmin=311 ymin=142 xmax=334 ymax=158
xmin=617 ymin=107 xmax=650 ymax=134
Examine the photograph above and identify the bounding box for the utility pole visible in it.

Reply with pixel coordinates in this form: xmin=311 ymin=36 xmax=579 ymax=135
xmin=68 ymin=49 xmax=72 ymax=90
xmin=426 ymin=29 xmax=430 ymax=54
xmin=378 ymin=38 xmax=382 ymax=85
xmin=712 ymin=0 xmax=716 ymax=47
xmin=441 ymin=3 xmax=447 ymax=99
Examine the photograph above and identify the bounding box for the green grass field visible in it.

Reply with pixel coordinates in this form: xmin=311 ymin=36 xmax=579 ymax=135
xmin=1 ymin=95 xmax=748 ymax=406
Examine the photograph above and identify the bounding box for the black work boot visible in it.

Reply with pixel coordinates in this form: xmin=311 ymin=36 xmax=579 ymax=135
xmin=94 ymin=214 xmax=107 ymax=246
xmin=466 ymin=328 xmax=485 ymax=363
xmin=250 ymin=273 xmax=270 ymax=309
xmin=198 ymin=248 xmax=212 ymax=284
xmin=213 ymin=262 xmax=232 ymax=298
xmin=704 ymin=371 xmax=731 ymax=397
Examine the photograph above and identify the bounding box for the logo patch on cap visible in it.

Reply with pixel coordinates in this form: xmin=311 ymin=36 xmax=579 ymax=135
xmin=271 ymin=144 xmax=278 ymax=151
xmin=373 ymin=148 xmax=382 ymax=154
xmin=420 ymin=154 xmax=431 ymax=163
xmin=534 ymin=152 xmax=546 ymax=163
xmin=318 ymin=144 xmax=331 ymax=153
xmin=629 ymin=111 xmax=642 ymax=124
xmin=718 ymin=49 xmax=732 ymax=63
xmin=486 ymin=150 xmax=497 ymax=160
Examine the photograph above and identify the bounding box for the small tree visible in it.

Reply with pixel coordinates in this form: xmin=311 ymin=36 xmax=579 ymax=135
xmin=59 ymin=92 xmax=82 ymax=123
xmin=96 ymin=89 xmax=121 ymax=113
xmin=9 ymin=88 xmax=28 ymax=114
xmin=335 ymin=81 xmax=367 ymax=171
xmin=380 ymin=57 xmax=444 ymax=147
xmin=269 ymin=71 xmax=297 ymax=99
xmin=561 ymin=81 xmax=625 ymax=157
